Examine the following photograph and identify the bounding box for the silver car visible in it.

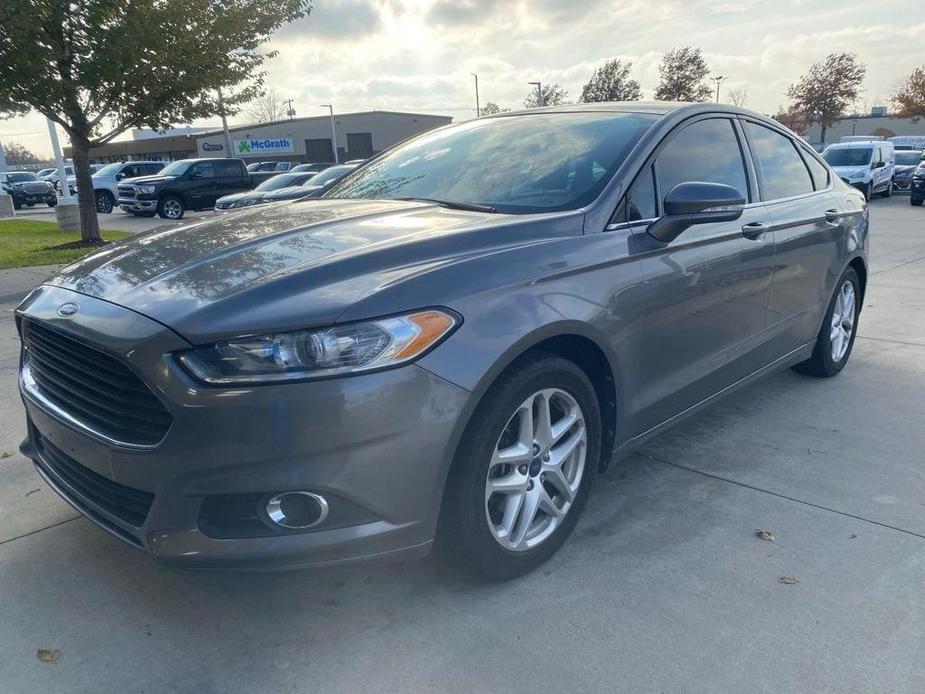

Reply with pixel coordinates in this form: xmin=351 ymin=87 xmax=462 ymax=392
xmin=16 ymin=103 xmax=868 ymax=578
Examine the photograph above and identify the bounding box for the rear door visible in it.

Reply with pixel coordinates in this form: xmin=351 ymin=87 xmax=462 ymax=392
xmin=625 ymin=116 xmax=776 ymax=432
xmin=740 ymin=119 xmax=841 ymax=354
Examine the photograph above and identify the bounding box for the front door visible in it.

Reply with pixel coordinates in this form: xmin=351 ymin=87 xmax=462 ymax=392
xmin=187 ymin=161 xmax=218 ymax=209
xmin=627 ymin=116 xmax=776 ymax=433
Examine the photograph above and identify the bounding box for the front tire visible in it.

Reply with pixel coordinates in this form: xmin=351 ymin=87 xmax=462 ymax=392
xmin=793 ymin=267 xmax=861 ymax=378
xmin=95 ymin=190 xmax=114 ymax=214
xmin=883 ymin=178 xmax=893 ymax=198
xmin=439 ymin=353 xmax=601 ymax=579
xmin=912 ymin=197 xmax=923 ymax=207
xmin=157 ymin=196 xmax=185 ymax=220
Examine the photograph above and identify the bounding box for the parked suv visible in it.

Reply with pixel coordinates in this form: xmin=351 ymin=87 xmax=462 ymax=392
xmin=68 ymin=161 xmax=166 ymax=213
xmin=893 ymin=150 xmax=923 ymax=192
xmin=17 ymin=103 xmax=868 ymax=579
xmin=911 ymin=159 xmax=925 ymax=206
xmin=0 ymin=171 xmax=57 ymax=209
xmin=117 ymin=158 xmax=253 ymax=219
xmin=822 ymin=140 xmax=895 ymax=200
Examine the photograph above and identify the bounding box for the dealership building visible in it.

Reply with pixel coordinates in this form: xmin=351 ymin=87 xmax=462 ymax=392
xmin=71 ymin=110 xmax=451 ymax=164
xmin=804 ymin=110 xmax=925 ymax=147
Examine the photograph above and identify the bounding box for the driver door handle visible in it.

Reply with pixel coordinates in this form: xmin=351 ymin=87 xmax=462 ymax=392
xmin=741 ymin=221 xmax=770 ymax=239
xmin=824 ymin=208 xmax=842 ymax=225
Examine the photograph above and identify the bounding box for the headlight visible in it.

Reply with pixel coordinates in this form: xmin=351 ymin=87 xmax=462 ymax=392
xmin=136 ymin=185 xmax=156 ymax=194
xmin=849 ymin=169 xmax=868 ymax=179
xmin=177 ymin=309 xmax=459 ymax=384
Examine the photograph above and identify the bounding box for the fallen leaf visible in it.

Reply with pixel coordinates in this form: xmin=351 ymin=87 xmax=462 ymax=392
xmin=778 ymin=575 xmax=799 ymax=585
xmin=755 ymin=530 xmax=774 ymax=541
xmin=0 ymin=452 xmax=12 ymax=459
xmin=37 ymin=649 xmax=60 ymax=663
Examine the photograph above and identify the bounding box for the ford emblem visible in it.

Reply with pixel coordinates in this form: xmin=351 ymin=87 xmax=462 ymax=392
xmin=57 ymin=302 xmax=80 ymax=317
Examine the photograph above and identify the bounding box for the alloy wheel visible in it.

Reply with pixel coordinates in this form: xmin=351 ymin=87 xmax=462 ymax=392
xmin=162 ymin=199 xmax=183 ymax=219
xmin=830 ymin=279 xmax=856 ymax=363
xmin=96 ymin=194 xmax=113 ymax=213
xmin=485 ymin=388 xmax=587 ymax=552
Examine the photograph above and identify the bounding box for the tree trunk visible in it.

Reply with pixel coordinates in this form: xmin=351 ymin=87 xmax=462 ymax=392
xmin=69 ymin=134 xmax=102 ymax=243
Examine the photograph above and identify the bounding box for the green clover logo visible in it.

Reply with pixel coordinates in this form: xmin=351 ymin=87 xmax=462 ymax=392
xmin=237 ymin=140 xmax=251 ymax=153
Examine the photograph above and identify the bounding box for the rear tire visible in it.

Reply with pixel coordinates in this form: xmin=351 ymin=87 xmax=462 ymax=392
xmin=438 ymin=353 xmax=601 ymax=580
xmin=793 ymin=267 xmax=861 ymax=378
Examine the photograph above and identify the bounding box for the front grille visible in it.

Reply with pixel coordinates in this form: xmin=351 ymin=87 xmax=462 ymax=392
xmin=23 ymin=183 xmax=49 ymax=194
xmin=214 ymin=201 xmax=233 ymax=210
xmin=22 ymin=320 xmax=172 ymax=446
xmin=35 ymin=433 xmax=154 ymax=527
xmin=117 ymin=185 xmax=135 ymax=198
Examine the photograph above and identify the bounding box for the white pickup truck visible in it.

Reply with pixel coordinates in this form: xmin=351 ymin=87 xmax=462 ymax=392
xmin=66 ymin=161 xmax=166 ymax=213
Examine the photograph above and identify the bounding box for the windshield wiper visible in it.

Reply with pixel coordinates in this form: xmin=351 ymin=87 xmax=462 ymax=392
xmin=395 ymin=196 xmax=497 ymax=213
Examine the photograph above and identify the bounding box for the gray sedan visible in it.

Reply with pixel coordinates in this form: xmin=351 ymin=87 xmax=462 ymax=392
xmin=16 ymin=102 xmax=868 ymax=578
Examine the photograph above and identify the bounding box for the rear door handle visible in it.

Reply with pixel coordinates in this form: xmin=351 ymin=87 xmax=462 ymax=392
xmin=741 ymin=221 xmax=770 ymax=239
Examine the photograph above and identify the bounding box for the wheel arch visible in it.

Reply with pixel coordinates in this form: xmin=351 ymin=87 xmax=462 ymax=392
xmin=848 ymin=255 xmax=867 ymax=301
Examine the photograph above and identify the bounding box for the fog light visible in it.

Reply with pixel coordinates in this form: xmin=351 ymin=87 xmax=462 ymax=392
xmin=265 ymin=491 xmax=329 ymax=529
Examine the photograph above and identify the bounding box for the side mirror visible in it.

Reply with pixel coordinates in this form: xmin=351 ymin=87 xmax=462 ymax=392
xmin=647 ymin=182 xmax=746 ymax=243
xmin=872 ymin=161 xmax=885 ymax=169
xmin=190 ymin=171 xmax=203 ymax=179
xmin=115 ymin=172 xmax=125 ymax=180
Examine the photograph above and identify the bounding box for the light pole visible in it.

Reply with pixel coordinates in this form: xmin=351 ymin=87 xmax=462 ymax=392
xmin=320 ymin=104 xmax=339 ymax=163
xmin=0 ymin=140 xmax=7 ymax=173
xmin=216 ymin=88 xmax=233 ymax=158
xmin=710 ymin=75 xmax=726 ymax=104
xmin=471 ymin=73 xmax=480 ymax=117
xmin=528 ymin=81 xmax=542 ymax=107
xmin=46 ymin=118 xmax=73 ymax=202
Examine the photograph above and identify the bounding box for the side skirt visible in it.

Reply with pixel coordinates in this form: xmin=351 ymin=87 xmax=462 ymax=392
xmin=610 ymin=341 xmax=815 ymax=463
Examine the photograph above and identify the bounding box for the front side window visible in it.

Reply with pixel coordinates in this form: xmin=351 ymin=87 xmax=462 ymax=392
xmin=160 ymin=160 xmax=193 ymax=177
xmin=745 ymin=122 xmax=814 ymax=200
xmin=655 ymin=118 xmax=749 ymax=204
xmin=325 ymin=112 xmax=659 ymax=214
xmin=191 ymin=162 xmax=216 ymax=179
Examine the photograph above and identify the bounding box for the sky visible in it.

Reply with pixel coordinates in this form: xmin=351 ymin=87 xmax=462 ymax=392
xmin=2 ymin=0 xmax=923 ymax=158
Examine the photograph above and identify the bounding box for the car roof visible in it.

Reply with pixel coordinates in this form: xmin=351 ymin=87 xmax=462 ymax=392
xmin=825 ymin=141 xmax=880 ymax=149
xmin=490 ymin=101 xmax=763 ymax=118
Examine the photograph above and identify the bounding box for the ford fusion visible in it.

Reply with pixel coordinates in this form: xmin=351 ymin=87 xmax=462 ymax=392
xmin=17 ymin=103 xmax=868 ymax=578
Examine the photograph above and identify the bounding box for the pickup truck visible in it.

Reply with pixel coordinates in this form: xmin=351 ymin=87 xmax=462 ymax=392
xmin=117 ymin=158 xmax=254 ymax=219
xmin=67 ymin=160 xmax=166 ymax=213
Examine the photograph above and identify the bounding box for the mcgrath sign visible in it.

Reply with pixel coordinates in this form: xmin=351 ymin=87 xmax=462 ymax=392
xmin=233 ymin=136 xmax=294 ymax=155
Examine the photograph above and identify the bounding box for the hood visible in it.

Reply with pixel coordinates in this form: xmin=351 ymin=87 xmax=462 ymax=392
xmin=120 ymin=174 xmax=177 ymax=186
xmin=894 ymin=164 xmax=918 ymax=174
xmin=830 ymin=165 xmax=870 ymax=176
xmin=216 ymin=191 xmax=259 ymax=205
xmin=262 ymin=186 xmax=316 ymax=200
xmin=46 ymin=199 xmax=578 ymax=343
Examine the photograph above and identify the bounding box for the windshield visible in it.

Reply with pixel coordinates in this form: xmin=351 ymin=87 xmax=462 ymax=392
xmin=325 ymin=112 xmax=659 ymax=213
xmin=310 ymin=165 xmax=355 ymax=186
xmin=823 ymin=148 xmax=873 ymax=167
xmin=255 ymin=173 xmax=311 ymax=191
xmin=6 ymin=172 xmax=39 ymax=183
xmin=895 ymin=151 xmax=923 ymax=166
xmin=94 ymin=163 xmax=123 ymax=178
xmin=159 ymin=160 xmax=192 ymax=176
xmin=246 ymin=163 xmax=261 ymax=171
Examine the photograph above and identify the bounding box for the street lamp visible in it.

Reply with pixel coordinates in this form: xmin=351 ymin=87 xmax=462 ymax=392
xmin=471 ymin=73 xmax=480 ymax=117
xmin=710 ymin=75 xmax=727 ymax=104
xmin=528 ymin=81 xmax=542 ymax=107
xmin=320 ymin=104 xmax=339 ymax=163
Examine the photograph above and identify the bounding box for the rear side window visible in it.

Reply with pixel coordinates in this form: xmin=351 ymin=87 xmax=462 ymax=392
xmin=745 ymin=122 xmax=814 ymax=200
xmin=799 ymin=149 xmax=830 ymax=190
xmin=656 ymin=118 xmax=749 ymax=204
xmin=215 ymin=160 xmax=244 ymax=177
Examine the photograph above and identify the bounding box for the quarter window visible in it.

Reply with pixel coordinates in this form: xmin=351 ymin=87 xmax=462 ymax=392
xmin=656 ymin=118 xmax=749 ymax=204
xmin=625 ymin=165 xmax=657 ymax=221
xmin=745 ymin=122 xmax=814 ymax=200
xmin=799 ymin=148 xmax=830 ymax=190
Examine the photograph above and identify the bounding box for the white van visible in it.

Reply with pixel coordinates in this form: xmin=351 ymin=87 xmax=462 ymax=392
xmin=822 ymin=140 xmax=895 ymax=200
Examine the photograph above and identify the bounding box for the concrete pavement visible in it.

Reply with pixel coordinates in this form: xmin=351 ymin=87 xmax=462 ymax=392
xmin=0 ymin=196 xmax=923 ymax=693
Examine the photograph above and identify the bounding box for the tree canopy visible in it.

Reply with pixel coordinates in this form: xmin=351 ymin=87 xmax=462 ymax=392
xmin=891 ymin=66 xmax=925 ymax=121
xmin=479 ymin=102 xmax=509 ymax=116
xmin=654 ymin=47 xmax=712 ymax=102
xmin=523 ymin=83 xmax=569 ymax=108
xmin=580 ymin=59 xmax=641 ymax=103
xmin=786 ymin=53 xmax=866 ymax=142
xmin=0 ymin=0 xmax=312 ymax=240
xmin=1 ymin=141 xmax=46 ymax=165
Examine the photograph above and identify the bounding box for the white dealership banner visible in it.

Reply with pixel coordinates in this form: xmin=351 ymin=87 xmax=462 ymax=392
xmin=233 ymin=136 xmax=294 ymax=156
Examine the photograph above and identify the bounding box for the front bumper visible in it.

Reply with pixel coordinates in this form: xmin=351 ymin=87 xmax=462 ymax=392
xmin=118 ymin=197 xmax=157 ymax=213
xmin=16 ymin=285 xmax=471 ymax=569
